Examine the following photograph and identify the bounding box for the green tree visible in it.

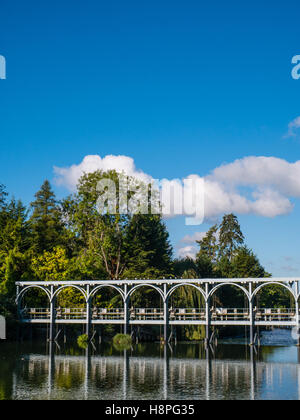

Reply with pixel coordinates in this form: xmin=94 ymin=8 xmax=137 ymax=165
xmin=30 ymin=180 xmax=64 ymax=253
xmin=195 ymin=254 xmax=215 ymax=278
xmin=71 ymin=170 xmax=173 ymax=280
xmin=0 ymin=184 xmax=8 ymax=210
xmin=196 ymin=224 xmax=219 ymax=262
xmin=0 ymin=184 xmax=8 ymax=238
xmin=123 ymin=214 xmax=172 ymax=279
xmin=230 ymin=246 xmax=269 ymax=278
xmin=219 ymin=214 xmax=244 ymax=261
xmin=0 ymin=198 xmax=30 ymax=253
xmin=173 ymin=258 xmax=198 ymax=278
xmin=257 ymin=285 xmax=292 ymax=309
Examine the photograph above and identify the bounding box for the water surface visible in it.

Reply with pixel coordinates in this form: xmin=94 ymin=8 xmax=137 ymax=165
xmin=0 ymin=329 xmax=299 ymax=400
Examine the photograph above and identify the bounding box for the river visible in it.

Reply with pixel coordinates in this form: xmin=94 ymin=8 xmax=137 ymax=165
xmin=0 ymin=329 xmax=299 ymax=400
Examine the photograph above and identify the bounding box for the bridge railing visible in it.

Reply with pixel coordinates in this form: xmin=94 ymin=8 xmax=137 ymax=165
xmin=56 ymin=308 xmax=86 ymax=320
xmin=19 ymin=307 xmax=299 ymax=323
xmin=92 ymin=308 xmax=124 ymax=320
xmin=170 ymin=308 xmax=206 ymax=321
xmin=212 ymin=308 xmax=249 ymax=321
xmin=254 ymin=308 xmax=296 ymax=322
xmin=130 ymin=308 xmax=164 ymax=321
xmin=21 ymin=308 xmax=51 ymax=320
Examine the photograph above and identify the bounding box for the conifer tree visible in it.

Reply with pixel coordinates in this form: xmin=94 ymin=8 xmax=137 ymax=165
xmin=196 ymin=224 xmax=219 ymax=263
xmin=219 ymin=213 xmax=244 ymax=261
xmin=30 ymin=180 xmax=63 ymax=253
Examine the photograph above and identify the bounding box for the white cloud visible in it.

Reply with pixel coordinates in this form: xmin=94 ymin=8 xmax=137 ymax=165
xmin=204 ymin=156 xmax=298 ymax=218
xmin=176 ymin=231 xmax=208 ymax=259
xmin=209 ymin=156 xmax=300 ymax=197
xmin=54 ymin=154 xmax=152 ymax=191
xmin=54 ymin=154 xmax=300 ymax=220
xmin=177 ymin=245 xmax=198 ymax=259
xmin=180 ymin=232 xmax=207 ymax=244
xmin=284 ymin=116 xmax=300 ymax=138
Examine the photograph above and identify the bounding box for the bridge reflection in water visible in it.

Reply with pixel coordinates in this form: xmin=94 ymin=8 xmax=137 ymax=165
xmin=11 ymin=343 xmax=300 ymax=400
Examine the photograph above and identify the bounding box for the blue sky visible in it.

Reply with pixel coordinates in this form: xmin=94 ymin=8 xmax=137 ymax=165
xmin=1 ymin=0 xmax=300 ymax=276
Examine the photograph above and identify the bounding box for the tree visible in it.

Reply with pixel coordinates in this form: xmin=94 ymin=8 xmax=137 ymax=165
xmin=31 ymin=247 xmax=85 ymax=307
xmin=0 ymin=184 xmax=8 ymax=235
xmin=0 ymin=198 xmax=30 ymax=253
xmin=0 ymin=184 xmax=8 ymax=210
xmin=0 ymin=248 xmax=29 ymax=297
xmin=173 ymin=258 xmax=198 ymax=278
xmin=72 ymin=170 xmax=173 ymax=280
xmin=230 ymin=246 xmax=269 ymax=278
xmin=123 ymin=214 xmax=173 ymax=279
xmin=195 ymin=254 xmax=215 ymax=278
xmin=219 ymin=214 xmax=244 ymax=261
xmin=257 ymin=285 xmax=291 ymax=309
xmin=196 ymin=224 xmax=219 ymax=262
xmin=30 ymin=180 xmax=64 ymax=253
xmin=31 ymin=246 xmax=70 ymax=282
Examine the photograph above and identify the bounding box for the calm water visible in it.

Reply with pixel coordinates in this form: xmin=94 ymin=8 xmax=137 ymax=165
xmin=0 ymin=329 xmax=300 ymax=400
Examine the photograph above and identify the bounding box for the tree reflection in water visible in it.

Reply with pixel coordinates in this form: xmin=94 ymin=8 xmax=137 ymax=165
xmin=0 ymin=334 xmax=300 ymax=400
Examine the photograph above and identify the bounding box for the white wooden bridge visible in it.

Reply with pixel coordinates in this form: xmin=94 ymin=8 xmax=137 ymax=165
xmin=15 ymin=278 xmax=300 ymax=345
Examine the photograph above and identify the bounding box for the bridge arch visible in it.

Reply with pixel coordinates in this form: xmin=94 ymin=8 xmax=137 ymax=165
xmin=16 ymin=285 xmax=51 ymax=305
xmin=53 ymin=285 xmax=87 ymax=302
xmin=89 ymin=284 xmax=125 ymax=302
xmin=208 ymin=282 xmax=250 ymax=303
xmin=127 ymin=283 xmax=165 ymax=302
xmin=251 ymin=282 xmax=296 ymax=303
xmin=167 ymin=283 xmax=206 ymax=302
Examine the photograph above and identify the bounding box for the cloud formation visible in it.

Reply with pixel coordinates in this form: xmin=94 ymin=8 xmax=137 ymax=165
xmin=284 ymin=116 xmax=300 ymax=138
xmin=176 ymin=231 xmax=208 ymax=259
xmin=177 ymin=245 xmax=198 ymax=259
xmin=180 ymin=232 xmax=207 ymax=244
xmin=54 ymin=155 xmax=152 ymax=191
xmin=54 ymin=154 xmax=300 ymax=220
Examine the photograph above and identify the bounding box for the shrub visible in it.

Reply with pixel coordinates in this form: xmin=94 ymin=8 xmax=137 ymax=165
xmin=77 ymin=333 xmax=89 ymax=349
xmin=113 ymin=333 xmax=132 ymax=351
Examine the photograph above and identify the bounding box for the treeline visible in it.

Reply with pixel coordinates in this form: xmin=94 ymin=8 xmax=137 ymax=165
xmin=0 ymin=171 xmax=291 ymax=336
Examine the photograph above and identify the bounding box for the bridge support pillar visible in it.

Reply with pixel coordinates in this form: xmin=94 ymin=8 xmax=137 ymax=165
xmin=295 ymin=281 xmax=300 ymax=346
xmin=86 ymin=285 xmax=91 ymax=339
xmin=205 ymin=284 xmax=211 ymax=347
xmin=124 ymin=285 xmax=129 ymax=336
xmin=163 ymin=284 xmax=169 ymax=344
xmin=249 ymin=286 xmax=254 ymax=346
xmin=49 ymin=286 xmax=56 ymax=342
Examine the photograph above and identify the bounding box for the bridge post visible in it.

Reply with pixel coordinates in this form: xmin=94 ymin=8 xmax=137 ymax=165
xmin=249 ymin=283 xmax=254 ymax=346
xmin=295 ymin=281 xmax=300 ymax=346
xmin=124 ymin=284 xmax=129 ymax=335
xmin=163 ymin=283 xmax=169 ymax=344
xmin=205 ymin=283 xmax=211 ymax=347
xmin=49 ymin=286 xmax=56 ymax=342
xmin=16 ymin=285 xmax=22 ymax=320
xmin=86 ymin=285 xmax=91 ymax=339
